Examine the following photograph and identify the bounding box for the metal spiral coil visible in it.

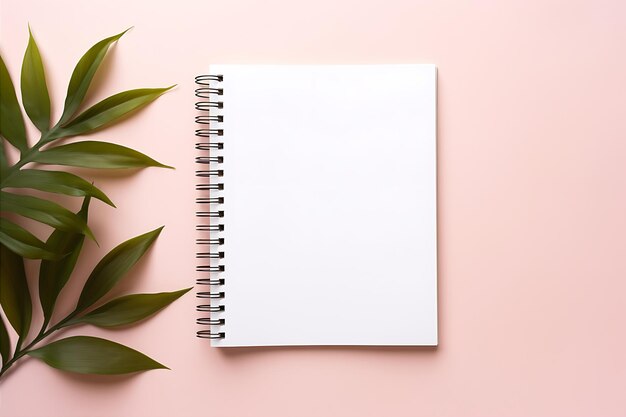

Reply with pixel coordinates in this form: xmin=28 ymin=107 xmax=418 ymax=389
xmin=196 ymin=210 xmax=224 ymax=218
xmin=196 ymin=170 xmax=224 ymax=178
xmin=196 ymin=156 xmax=223 ymax=164
xmin=197 ymin=265 xmax=225 ymax=273
xmin=195 ymin=74 xmax=225 ymax=340
xmin=196 ymin=183 xmax=224 ymax=191
xmin=196 ymin=143 xmax=224 ymax=150
xmin=197 ymin=291 xmax=225 ymax=299
xmin=196 ymin=237 xmax=225 ymax=245
xmin=195 ymin=128 xmax=224 ymax=137
xmin=197 ymin=304 xmax=225 ymax=312
xmin=196 ymin=278 xmax=225 ymax=285
xmin=196 ymin=197 xmax=225 ymax=204
xmin=196 ymin=115 xmax=224 ymax=123
xmin=196 ymin=224 xmax=224 ymax=232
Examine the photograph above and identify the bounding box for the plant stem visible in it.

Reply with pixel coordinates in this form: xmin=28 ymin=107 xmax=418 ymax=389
xmin=0 ymin=310 xmax=77 ymax=378
xmin=1 ymin=125 xmax=78 ymax=379
xmin=0 ymin=128 xmax=57 ymax=187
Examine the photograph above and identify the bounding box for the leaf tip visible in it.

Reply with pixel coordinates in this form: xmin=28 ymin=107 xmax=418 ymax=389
xmin=159 ymin=85 xmax=176 ymax=95
xmin=149 ymin=226 xmax=165 ymax=241
xmin=152 ymin=356 xmax=170 ymax=370
xmin=113 ymin=27 xmax=133 ymax=41
xmin=150 ymin=158 xmax=175 ymax=170
xmin=170 ymin=287 xmax=193 ymax=301
xmin=142 ymin=225 xmax=165 ymax=242
xmin=152 ymin=358 xmax=170 ymax=370
xmin=27 ymin=24 xmax=37 ymax=43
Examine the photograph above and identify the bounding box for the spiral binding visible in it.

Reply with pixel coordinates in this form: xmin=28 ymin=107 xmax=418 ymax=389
xmin=195 ymin=74 xmax=225 ymax=340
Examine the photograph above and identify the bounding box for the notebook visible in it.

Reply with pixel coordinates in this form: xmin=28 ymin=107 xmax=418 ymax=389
xmin=194 ymin=64 xmax=437 ymax=347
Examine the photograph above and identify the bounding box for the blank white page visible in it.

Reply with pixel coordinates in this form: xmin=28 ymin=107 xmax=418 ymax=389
xmin=210 ymin=64 xmax=437 ymax=346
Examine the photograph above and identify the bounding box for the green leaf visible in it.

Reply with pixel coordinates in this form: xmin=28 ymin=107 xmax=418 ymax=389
xmin=27 ymin=336 xmax=168 ymax=375
xmin=59 ymin=29 xmax=130 ymax=125
xmin=32 ymin=141 xmax=172 ymax=169
xmin=39 ymin=197 xmax=91 ymax=327
xmin=0 ymin=217 xmax=59 ymax=260
xmin=0 ymin=138 xmax=8 ymax=179
xmin=76 ymin=227 xmax=163 ymax=312
xmin=0 ymin=313 xmax=10 ymax=365
xmin=67 ymin=288 xmax=191 ymax=328
xmin=0 ymin=244 xmax=31 ymax=348
xmin=0 ymin=191 xmax=95 ymax=240
xmin=3 ymin=169 xmax=115 ymax=206
xmin=56 ymin=87 xmax=174 ymax=138
xmin=0 ymin=55 xmax=27 ymax=152
xmin=21 ymin=27 xmax=50 ymax=133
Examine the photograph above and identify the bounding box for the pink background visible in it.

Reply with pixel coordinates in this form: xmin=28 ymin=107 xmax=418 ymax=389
xmin=1 ymin=0 xmax=625 ymax=416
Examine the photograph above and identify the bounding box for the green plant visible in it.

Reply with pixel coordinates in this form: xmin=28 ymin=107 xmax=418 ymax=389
xmin=0 ymin=28 xmax=189 ymax=378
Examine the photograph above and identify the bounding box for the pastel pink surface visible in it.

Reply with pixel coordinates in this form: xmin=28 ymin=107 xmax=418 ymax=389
xmin=1 ymin=0 xmax=625 ymax=416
